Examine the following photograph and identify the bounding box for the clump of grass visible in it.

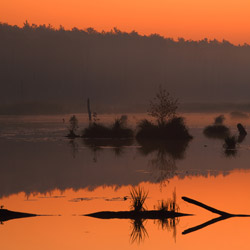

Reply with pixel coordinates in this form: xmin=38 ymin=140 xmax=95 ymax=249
xmin=214 ymin=115 xmax=225 ymax=125
xmin=111 ymin=118 xmax=133 ymax=138
xmin=82 ymin=116 xmax=133 ymax=138
xmin=224 ymin=135 xmax=237 ymax=149
xmin=164 ymin=117 xmax=192 ymax=140
xmin=203 ymin=115 xmax=230 ymax=139
xmin=157 ymin=189 xmax=179 ymax=212
xmin=130 ymin=186 xmax=148 ymax=212
xmin=203 ymin=125 xmax=230 ymax=139
xmin=136 ymin=119 xmax=157 ymax=139
xmin=82 ymin=122 xmax=110 ymax=138
xmin=156 ymin=189 xmax=179 ymax=239
xmin=136 ymin=117 xmax=192 ymax=140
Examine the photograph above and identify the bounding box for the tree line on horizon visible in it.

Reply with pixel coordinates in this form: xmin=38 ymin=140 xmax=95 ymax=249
xmin=1 ymin=21 xmax=250 ymax=114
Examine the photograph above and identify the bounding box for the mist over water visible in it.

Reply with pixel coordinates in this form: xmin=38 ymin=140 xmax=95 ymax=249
xmin=1 ymin=22 xmax=250 ymax=114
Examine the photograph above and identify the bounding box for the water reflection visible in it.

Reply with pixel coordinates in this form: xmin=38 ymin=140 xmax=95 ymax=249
xmin=82 ymin=137 xmax=190 ymax=184
xmin=224 ymin=148 xmax=238 ymax=158
xmin=0 ymin=207 xmax=38 ymax=223
xmin=130 ymin=218 xmax=148 ymax=244
xmin=182 ymin=196 xmax=250 ymax=235
xmin=82 ymin=138 xmax=134 ymax=159
xmin=86 ymin=188 xmax=182 ymax=244
xmin=68 ymin=139 xmax=79 ymax=158
xmin=223 ymin=133 xmax=247 ymax=158
xmin=238 ymin=134 xmax=247 ymax=144
xmin=138 ymin=139 xmax=190 ymax=184
xmin=0 ymin=112 xmax=249 ymax=199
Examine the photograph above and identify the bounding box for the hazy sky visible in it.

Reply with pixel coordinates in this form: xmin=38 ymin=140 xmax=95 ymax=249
xmin=1 ymin=0 xmax=250 ymax=44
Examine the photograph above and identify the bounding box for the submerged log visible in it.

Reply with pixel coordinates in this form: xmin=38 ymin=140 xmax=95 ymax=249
xmin=0 ymin=208 xmax=38 ymax=222
xmin=85 ymin=210 xmax=192 ymax=220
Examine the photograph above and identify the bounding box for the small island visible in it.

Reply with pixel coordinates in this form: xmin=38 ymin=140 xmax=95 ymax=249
xmin=66 ymin=86 xmax=193 ymax=143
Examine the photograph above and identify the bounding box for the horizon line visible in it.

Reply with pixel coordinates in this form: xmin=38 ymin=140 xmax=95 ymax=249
xmin=1 ymin=20 xmax=248 ymax=47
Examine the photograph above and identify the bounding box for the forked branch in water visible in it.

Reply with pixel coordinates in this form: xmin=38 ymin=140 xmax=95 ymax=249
xmin=182 ymin=196 xmax=250 ymax=235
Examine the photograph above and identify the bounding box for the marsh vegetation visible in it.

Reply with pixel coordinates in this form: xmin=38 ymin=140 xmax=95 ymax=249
xmin=136 ymin=86 xmax=192 ymax=141
xmin=82 ymin=115 xmax=133 ymax=139
xmin=86 ymin=187 xmax=187 ymax=243
xmin=203 ymin=115 xmax=230 ymax=139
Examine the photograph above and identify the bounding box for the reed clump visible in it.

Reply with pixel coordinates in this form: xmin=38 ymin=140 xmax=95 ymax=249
xmin=203 ymin=125 xmax=230 ymax=139
xmin=82 ymin=116 xmax=133 ymax=138
xmin=130 ymin=186 xmax=148 ymax=212
xmin=136 ymin=117 xmax=192 ymax=140
xmin=203 ymin=114 xmax=230 ymax=139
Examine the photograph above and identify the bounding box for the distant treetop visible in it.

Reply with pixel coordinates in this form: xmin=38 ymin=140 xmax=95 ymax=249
xmin=0 ymin=21 xmax=248 ymax=48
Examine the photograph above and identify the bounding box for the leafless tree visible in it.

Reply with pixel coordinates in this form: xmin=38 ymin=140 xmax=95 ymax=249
xmin=148 ymin=86 xmax=178 ymax=126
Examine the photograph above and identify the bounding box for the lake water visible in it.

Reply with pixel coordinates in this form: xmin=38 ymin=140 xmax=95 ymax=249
xmin=0 ymin=112 xmax=250 ymax=250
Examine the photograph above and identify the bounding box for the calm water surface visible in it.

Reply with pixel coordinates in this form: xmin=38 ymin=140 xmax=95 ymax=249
xmin=0 ymin=113 xmax=250 ymax=250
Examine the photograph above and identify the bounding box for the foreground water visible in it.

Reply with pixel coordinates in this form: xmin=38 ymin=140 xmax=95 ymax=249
xmin=0 ymin=113 xmax=250 ymax=249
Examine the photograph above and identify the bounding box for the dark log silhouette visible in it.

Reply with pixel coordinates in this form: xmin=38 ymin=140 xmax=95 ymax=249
xmin=85 ymin=210 xmax=192 ymax=220
xmin=182 ymin=196 xmax=250 ymax=235
xmin=237 ymin=123 xmax=247 ymax=136
xmin=182 ymin=196 xmax=231 ymax=216
xmin=0 ymin=208 xmax=38 ymax=222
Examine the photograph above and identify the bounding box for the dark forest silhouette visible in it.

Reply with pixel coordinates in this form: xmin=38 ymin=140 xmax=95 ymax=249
xmin=1 ymin=21 xmax=250 ymax=114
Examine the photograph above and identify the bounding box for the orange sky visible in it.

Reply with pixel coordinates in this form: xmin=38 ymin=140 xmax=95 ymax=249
xmin=1 ymin=0 xmax=250 ymax=44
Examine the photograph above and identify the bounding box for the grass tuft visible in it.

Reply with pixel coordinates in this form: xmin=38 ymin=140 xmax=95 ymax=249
xmin=136 ymin=117 xmax=192 ymax=140
xmin=130 ymin=186 xmax=148 ymax=212
xmin=157 ymin=189 xmax=179 ymax=212
xmin=203 ymin=124 xmax=230 ymax=139
xmin=82 ymin=116 xmax=133 ymax=138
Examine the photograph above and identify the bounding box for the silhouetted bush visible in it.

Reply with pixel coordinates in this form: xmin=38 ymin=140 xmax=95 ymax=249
xmin=136 ymin=117 xmax=192 ymax=141
xmin=66 ymin=115 xmax=80 ymax=138
xmin=203 ymin=114 xmax=230 ymax=139
xmin=214 ymin=115 xmax=225 ymax=125
xmin=203 ymin=124 xmax=230 ymax=139
xmin=82 ymin=123 xmax=111 ymax=138
xmin=82 ymin=117 xmax=133 ymax=138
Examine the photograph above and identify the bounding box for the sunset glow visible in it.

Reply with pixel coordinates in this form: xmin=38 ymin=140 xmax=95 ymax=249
xmin=1 ymin=0 xmax=250 ymax=44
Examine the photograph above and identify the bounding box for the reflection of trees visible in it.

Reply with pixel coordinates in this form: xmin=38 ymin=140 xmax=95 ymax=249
xmin=137 ymin=139 xmax=190 ymax=184
xmin=82 ymin=138 xmax=134 ymax=160
xmin=68 ymin=139 xmax=79 ymax=158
